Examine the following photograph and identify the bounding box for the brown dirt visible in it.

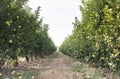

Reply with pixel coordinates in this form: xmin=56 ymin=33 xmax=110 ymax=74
xmin=34 ymin=52 xmax=104 ymax=79
xmin=2 ymin=52 xmax=120 ymax=79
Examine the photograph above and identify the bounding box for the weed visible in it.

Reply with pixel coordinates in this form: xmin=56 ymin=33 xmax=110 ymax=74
xmin=73 ymin=64 xmax=85 ymax=72
xmin=3 ymin=70 xmax=39 ymax=79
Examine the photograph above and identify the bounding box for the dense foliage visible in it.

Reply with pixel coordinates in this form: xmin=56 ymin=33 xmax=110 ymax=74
xmin=60 ymin=0 xmax=120 ymax=72
xmin=0 ymin=0 xmax=56 ymax=71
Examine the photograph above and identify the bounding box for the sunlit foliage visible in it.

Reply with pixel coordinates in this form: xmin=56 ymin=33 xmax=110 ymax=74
xmin=60 ymin=0 xmax=120 ymax=72
xmin=0 ymin=0 xmax=56 ymax=73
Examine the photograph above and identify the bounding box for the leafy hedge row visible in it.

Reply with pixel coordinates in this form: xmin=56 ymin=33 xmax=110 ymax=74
xmin=60 ymin=0 xmax=120 ymax=72
xmin=0 ymin=0 xmax=56 ymax=71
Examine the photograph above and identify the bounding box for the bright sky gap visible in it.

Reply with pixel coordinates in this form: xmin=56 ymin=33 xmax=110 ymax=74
xmin=27 ymin=0 xmax=82 ymax=46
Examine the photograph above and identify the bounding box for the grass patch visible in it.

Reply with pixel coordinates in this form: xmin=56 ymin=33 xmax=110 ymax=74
xmin=73 ymin=64 xmax=85 ymax=72
xmin=3 ymin=69 xmax=39 ymax=79
xmin=49 ymin=53 xmax=60 ymax=58
xmin=90 ymin=72 xmax=105 ymax=79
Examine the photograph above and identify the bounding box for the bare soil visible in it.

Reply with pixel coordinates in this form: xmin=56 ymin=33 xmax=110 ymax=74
xmin=3 ymin=51 xmax=119 ymax=79
xmin=33 ymin=52 xmax=119 ymax=79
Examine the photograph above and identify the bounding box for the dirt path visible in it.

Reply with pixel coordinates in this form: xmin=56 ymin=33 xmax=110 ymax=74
xmin=38 ymin=52 xmax=79 ymax=79
xmin=34 ymin=52 xmax=112 ymax=79
xmin=2 ymin=52 xmax=119 ymax=79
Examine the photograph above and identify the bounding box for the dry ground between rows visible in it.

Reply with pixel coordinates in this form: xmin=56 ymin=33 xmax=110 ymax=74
xmin=2 ymin=51 xmax=120 ymax=79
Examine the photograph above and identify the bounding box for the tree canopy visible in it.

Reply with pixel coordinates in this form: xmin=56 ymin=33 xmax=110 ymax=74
xmin=0 ymin=0 xmax=56 ymax=71
xmin=60 ymin=0 xmax=120 ymax=72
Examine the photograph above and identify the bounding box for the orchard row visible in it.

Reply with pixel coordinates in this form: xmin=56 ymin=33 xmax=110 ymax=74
xmin=60 ymin=0 xmax=120 ymax=72
xmin=0 ymin=0 xmax=56 ymax=71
